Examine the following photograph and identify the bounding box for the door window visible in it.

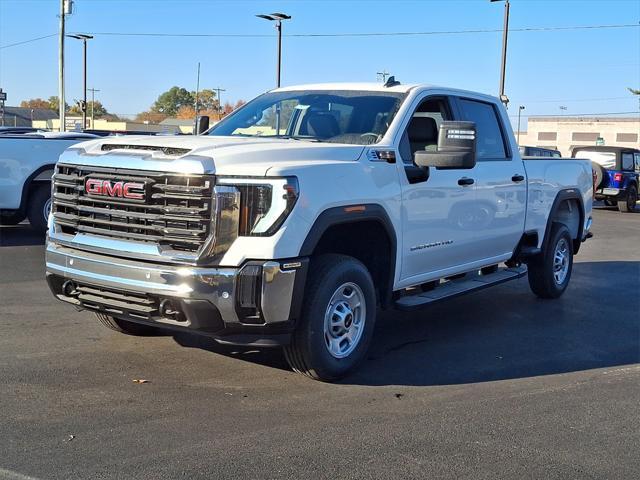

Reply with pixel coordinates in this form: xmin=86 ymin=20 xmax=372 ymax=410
xmin=457 ymin=99 xmax=508 ymax=160
xmin=399 ymin=97 xmax=452 ymax=165
xmin=634 ymin=153 xmax=640 ymax=173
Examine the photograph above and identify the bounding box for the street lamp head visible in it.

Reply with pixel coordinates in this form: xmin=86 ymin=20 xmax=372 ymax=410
xmin=519 ymin=105 xmax=525 ymax=110
xmin=256 ymin=13 xmax=291 ymax=21
xmin=67 ymin=33 xmax=93 ymax=40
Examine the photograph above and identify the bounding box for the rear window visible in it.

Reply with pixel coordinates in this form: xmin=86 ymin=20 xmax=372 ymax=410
xmin=573 ymin=150 xmax=616 ymax=169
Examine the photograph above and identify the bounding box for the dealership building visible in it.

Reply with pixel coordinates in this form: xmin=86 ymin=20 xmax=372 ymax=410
xmin=516 ymin=116 xmax=640 ymax=157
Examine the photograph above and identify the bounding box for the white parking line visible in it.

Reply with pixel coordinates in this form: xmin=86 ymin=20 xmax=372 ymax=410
xmin=0 ymin=468 xmax=41 ymax=480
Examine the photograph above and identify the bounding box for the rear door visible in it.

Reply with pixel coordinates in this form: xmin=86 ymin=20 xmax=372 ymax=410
xmin=453 ymin=97 xmax=526 ymax=260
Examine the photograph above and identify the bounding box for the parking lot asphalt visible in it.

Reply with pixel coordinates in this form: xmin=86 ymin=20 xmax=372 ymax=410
xmin=0 ymin=206 xmax=638 ymax=480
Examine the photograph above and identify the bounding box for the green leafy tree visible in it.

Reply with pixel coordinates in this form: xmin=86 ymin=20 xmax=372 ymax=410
xmin=195 ymin=89 xmax=219 ymax=112
xmin=46 ymin=96 xmax=69 ymax=115
xmin=151 ymin=87 xmax=194 ymax=116
xmin=629 ymin=88 xmax=640 ymax=95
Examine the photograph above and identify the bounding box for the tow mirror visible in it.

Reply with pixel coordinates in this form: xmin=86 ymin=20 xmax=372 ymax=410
xmin=414 ymin=121 xmax=477 ymax=169
xmin=194 ymin=115 xmax=210 ymax=135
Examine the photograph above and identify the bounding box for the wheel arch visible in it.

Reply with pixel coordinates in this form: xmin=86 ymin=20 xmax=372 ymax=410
xmin=299 ymin=204 xmax=397 ymax=308
xmin=17 ymin=164 xmax=55 ymax=216
xmin=543 ymin=189 xmax=585 ymax=255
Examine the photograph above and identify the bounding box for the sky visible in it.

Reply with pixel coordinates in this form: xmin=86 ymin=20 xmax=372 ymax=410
xmin=0 ymin=0 xmax=638 ymax=127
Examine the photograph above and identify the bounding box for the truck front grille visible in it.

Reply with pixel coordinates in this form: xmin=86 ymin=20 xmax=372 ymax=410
xmin=52 ymin=165 xmax=214 ymax=253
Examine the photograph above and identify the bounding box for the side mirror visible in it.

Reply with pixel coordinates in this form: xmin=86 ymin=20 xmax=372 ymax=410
xmin=414 ymin=121 xmax=477 ymax=169
xmin=194 ymin=115 xmax=210 ymax=135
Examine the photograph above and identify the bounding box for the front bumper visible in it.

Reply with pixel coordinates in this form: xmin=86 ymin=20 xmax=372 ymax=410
xmin=45 ymin=241 xmax=307 ymax=346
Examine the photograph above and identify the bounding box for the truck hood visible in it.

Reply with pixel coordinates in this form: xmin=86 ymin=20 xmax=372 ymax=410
xmin=66 ymin=135 xmax=366 ymax=176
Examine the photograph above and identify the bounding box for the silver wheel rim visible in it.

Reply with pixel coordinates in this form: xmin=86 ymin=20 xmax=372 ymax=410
xmin=323 ymin=282 xmax=366 ymax=359
xmin=43 ymin=198 xmax=52 ymax=222
xmin=553 ymin=238 xmax=570 ymax=285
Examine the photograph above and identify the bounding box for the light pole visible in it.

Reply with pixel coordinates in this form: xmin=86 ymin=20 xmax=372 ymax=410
xmin=256 ymin=13 xmax=291 ymax=88
xmin=517 ymin=105 xmax=525 ymax=144
xmin=67 ymin=34 xmax=93 ymax=130
xmin=490 ymin=0 xmax=510 ymax=106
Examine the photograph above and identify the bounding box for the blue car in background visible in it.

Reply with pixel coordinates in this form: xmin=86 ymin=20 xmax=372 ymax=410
xmin=572 ymin=146 xmax=640 ymax=212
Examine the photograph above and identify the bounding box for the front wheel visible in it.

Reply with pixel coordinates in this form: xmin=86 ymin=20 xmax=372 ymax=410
xmin=527 ymin=223 xmax=573 ymax=299
xmin=618 ymin=185 xmax=637 ymax=213
xmin=284 ymin=254 xmax=376 ymax=382
xmin=26 ymin=184 xmax=52 ymax=233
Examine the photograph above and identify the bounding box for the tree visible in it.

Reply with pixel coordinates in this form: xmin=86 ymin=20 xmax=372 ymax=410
xmin=135 ymin=111 xmax=168 ymax=123
xmin=46 ymin=96 xmax=69 ymax=115
xmin=195 ymin=89 xmax=219 ymax=112
xmin=151 ymin=86 xmax=194 ymax=116
xmin=176 ymin=105 xmax=196 ymax=119
xmin=19 ymin=98 xmax=51 ymax=110
xmin=69 ymin=100 xmax=108 ymax=118
xmin=629 ymin=88 xmax=640 ymax=95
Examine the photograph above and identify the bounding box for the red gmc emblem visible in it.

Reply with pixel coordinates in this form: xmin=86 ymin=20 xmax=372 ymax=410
xmin=85 ymin=178 xmax=145 ymax=200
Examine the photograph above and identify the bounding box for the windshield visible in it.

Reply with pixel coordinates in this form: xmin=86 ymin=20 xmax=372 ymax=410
xmin=574 ymin=150 xmax=616 ymax=169
xmin=208 ymin=90 xmax=406 ymax=145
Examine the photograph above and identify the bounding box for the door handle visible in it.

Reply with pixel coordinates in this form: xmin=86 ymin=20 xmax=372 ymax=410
xmin=458 ymin=177 xmax=475 ymax=186
xmin=512 ymin=174 xmax=525 ymax=182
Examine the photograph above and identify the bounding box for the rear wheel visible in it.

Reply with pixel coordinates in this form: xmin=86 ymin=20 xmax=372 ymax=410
xmin=618 ymin=185 xmax=637 ymax=213
xmin=26 ymin=184 xmax=51 ymax=233
xmin=284 ymin=254 xmax=376 ymax=382
xmin=527 ymin=223 xmax=573 ymax=299
xmin=95 ymin=313 xmax=159 ymax=336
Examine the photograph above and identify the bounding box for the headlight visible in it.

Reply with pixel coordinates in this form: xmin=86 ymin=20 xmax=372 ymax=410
xmin=216 ymin=177 xmax=299 ymax=236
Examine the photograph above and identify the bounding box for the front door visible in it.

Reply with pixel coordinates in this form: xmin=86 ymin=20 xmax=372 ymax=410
xmin=398 ymin=95 xmax=481 ymax=286
xmin=455 ymin=97 xmax=526 ymax=260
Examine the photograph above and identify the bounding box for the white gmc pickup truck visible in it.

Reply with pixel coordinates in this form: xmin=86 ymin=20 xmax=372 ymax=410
xmin=46 ymin=82 xmax=593 ymax=381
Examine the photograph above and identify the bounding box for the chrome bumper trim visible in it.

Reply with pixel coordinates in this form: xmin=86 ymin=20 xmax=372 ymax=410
xmin=46 ymin=241 xmax=301 ymax=326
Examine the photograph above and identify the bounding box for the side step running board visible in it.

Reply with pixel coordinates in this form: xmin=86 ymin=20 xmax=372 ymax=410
xmin=394 ymin=266 xmax=527 ymax=311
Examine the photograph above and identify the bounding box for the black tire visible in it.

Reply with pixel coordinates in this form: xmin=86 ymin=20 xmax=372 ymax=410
xmin=0 ymin=212 xmax=26 ymax=225
xmin=618 ymin=185 xmax=637 ymax=213
xmin=527 ymin=223 xmax=573 ymax=299
xmin=283 ymin=254 xmax=376 ymax=382
xmin=26 ymin=184 xmax=51 ymax=233
xmin=95 ymin=313 xmax=159 ymax=336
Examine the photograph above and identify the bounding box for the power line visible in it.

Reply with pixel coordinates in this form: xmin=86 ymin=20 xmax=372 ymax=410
xmin=521 ymin=96 xmax=636 ymax=104
xmin=509 ymin=111 xmax=639 ymax=119
xmin=84 ymin=23 xmax=640 ymax=38
xmin=0 ymin=33 xmax=57 ymax=49
xmin=2 ymin=23 xmax=637 ymax=49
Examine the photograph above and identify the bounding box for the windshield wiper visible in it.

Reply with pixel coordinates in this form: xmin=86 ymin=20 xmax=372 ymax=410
xmin=278 ymin=135 xmax=324 ymax=142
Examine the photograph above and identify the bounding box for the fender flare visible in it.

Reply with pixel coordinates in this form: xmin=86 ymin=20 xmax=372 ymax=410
xmin=542 ymin=188 xmax=585 ymax=254
xmin=15 ymin=164 xmax=55 ymax=216
xmin=299 ymin=204 xmax=398 ymax=307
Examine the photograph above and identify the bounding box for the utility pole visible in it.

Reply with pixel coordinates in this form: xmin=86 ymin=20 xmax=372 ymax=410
xmin=88 ymin=87 xmax=100 ymax=127
xmin=58 ymin=0 xmax=67 ymax=131
xmin=195 ymin=62 xmax=201 ymax=115
xmin=517 ymin=105 xmax=525 ymax=144
xmin=491 ymin=0 xmax=510 ymax=107
xmin=377 ymin=70 xmax=390 ymax=83
xmin=212 ymin=87 xmax=226 ymax=116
